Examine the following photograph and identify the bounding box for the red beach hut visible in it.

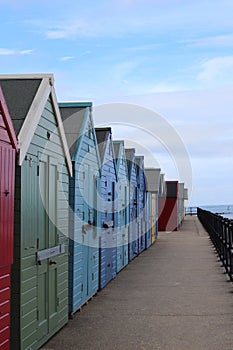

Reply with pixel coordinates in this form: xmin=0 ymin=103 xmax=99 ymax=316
xmin=0 ymin=87 xmax=17 ymax=350
xmin=158 ymin=180 xmax=178 ymax=232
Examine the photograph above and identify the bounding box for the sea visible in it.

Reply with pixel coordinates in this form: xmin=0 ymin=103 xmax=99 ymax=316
xmin=198 ymin=204 xmax=233 ymax=220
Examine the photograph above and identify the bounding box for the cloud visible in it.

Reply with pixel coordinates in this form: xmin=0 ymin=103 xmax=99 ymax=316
xmin=0 ymin=48 xmax=33 ymax=55
xmin=45 ymin=21 xmax=104 ymax=39
xmin=184 ymin=33 xmax=233 ymax=48
xmin=197 ymin=56 xmax=233 ymax=84
xmin=60 ymin=50 xmax=91 ymax=62
xmin=112 ymin=60 xmax=141 ymax=79
xmin=19 ymin=49 xmax=34 ymax=55
xmin=60 ymin=56 xmax=75 ymax=61
xmin=100 ymin=87 xmax=233 ymax=159
xmin=123 ymin=44 xmax=161 ymax=52
xmin=0 ymin=48 xmax=16 ymax=55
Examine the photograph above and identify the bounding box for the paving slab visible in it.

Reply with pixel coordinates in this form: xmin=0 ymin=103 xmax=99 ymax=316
xmin=41 ymin=216 xmax=233 ymax=350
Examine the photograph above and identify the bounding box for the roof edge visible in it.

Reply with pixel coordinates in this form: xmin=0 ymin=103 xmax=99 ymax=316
xmin=51 ymin=86 xmax=73 ymax=176
xmin=18 ymin=77 xmax=51 ymax=164
xmin=0 ymin=86 xmax=18 ymax=150
xmin=0 ymin=73 xmax=54 ymax=80
xmin=59 ymin=102 xmax=92 ymax=108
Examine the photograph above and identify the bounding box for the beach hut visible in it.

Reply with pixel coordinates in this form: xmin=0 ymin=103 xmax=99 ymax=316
xmin=158 ymin=180 xmax=178 ymax=231
xmin=95 ymin=128 xmax=117 ymax=289
xmin=135 ymin=156 xmax=146 ymax=254
xmin=0 ymin=74 xmax=72 ymax=350
xmin=178 ymin=183 xmax=184 ymax=228
xmin=145 ymin=168 xmax=161 ymax=246
xmin=0 ymin=87 xmax=17 ymax=350
xmin=59 ymin=102 xmax=101 ymax=315
xmin=113 ymin=141 xmax=129 ymax=273
xmin=159 ymin=173 xmax=166 ymax=198
xmin=178 ymin=185 xmax=188 ymax=227
xmin=144 ymin=191 xmax=152 ymax=249
xmin=125 ymin=148 xmax=138 ymax=261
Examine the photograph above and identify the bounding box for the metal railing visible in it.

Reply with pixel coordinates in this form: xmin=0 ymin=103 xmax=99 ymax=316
xmin=185 ymin=207 xmax=197 ymax=216
xmin=197 ymin=207 xmax=233 ymax=281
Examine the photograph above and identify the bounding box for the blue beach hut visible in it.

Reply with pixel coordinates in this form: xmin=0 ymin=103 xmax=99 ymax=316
xmin=135 ymin=156 xmax=146 ymax=254
xmin=59 ymin=102 xmax=101 ymax=315
xmin=95 ymin=128 xmax=117 ymax=289
xmin=113 ymin=140 xmax=129 ymax=273
xmin=145 ymin=190 xmax=152 ymax=249
xmin=125 ymin=148 xmax=138 ymax=261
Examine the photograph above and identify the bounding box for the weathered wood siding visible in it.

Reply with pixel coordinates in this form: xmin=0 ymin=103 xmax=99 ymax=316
xmin=98 ymin=133 xmax=117 ymax=290
xmin=0 ymin=97 xmax=16 ymax=350
xmin=135 ymin=157 xmax=146 ymax=254
xmin=11 ymin=96 xmax=69 ymax=350
xmin=115 ymin=143 xmax=129 ymax=273
xmin=69 ymin=114 xmax=100 ymax=314
xmin=127 ymin=153 xmax=138 ymax=262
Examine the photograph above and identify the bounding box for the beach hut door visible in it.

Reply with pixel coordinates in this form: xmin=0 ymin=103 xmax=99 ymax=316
xmin=83 ymin=165 xmax=96 ymax=299
xmin=37 ymin=155 xmax=59 ymax=339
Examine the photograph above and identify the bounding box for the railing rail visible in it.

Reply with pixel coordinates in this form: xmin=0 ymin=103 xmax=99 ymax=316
xmin=185 ymin=207 xmax=197 ymax=216
xmin=197 ymin=207 xmax=233 ymax=281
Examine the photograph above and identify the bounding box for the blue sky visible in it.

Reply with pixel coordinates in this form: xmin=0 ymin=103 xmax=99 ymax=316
xmin=1 ymin=0 xmax=233 ymax=206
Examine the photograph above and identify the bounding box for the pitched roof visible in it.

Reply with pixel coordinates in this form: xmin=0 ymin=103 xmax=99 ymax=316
xmin=95 ymin=127 xmax=111 ymax=163
xmin=0 ymin=78 xmax=42 ymax=135
xmin=59 ymin=102 xmax=101 ymax=167
xmin=166 ymin=180 xmax=178 ymax=197
xmin=144 ymin=168 xmax=161 ymax=193
xmin=95 ymin=127 xmax=117 ymax=179
xmin=113 ymin=142 xmax=121 ymax=162
xmin=0 ymin=86 xmax=18 ymax=150
xmin=135 ymin=155 xmax=144 ymax=176
xmin=159 ymin=173 xmax=166 ymax=197
xmin=125 ymin=148 xmax=136 ymax=179
xmin=113 ymin=140 xmax=128 ymax=176
xmin=59 ymin=105 xmax=87 ymax=157
xmin=0 ymin=74 xmax=72 ymax=175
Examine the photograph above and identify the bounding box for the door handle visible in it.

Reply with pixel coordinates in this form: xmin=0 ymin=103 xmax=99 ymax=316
xmin=4 ymin=190 xmax=9 ymax=196
xmin=49 ymin=260 xmax=57 ymax=265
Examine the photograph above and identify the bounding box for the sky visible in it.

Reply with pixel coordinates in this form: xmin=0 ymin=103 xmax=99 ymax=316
xmin=1 ymin=0 xmax=233 ymax=206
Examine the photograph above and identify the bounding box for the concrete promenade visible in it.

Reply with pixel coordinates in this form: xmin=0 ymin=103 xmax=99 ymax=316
xmin=41 ymin=216 xmax=233 ymax=350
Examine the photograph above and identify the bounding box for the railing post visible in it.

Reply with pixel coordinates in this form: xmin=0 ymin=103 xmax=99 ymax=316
xmin=197 ymin=207 xmax=233 ymax=280
xmin=229 ymin=222 xmax=233 ymax=281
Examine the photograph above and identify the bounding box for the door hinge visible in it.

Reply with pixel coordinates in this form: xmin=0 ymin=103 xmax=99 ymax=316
xmin=37 ymin=309 xmax=39 ymax=320
xmin=57 ymin=297 xmax=60 ymax=306
xmin=37 ymin=238 xmax=39 ymax=249
xmin=37 ymin=165 xmax=39 ymax=176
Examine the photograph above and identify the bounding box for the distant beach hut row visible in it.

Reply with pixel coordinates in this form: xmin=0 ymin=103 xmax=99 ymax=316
xmin=0 ymin=74 xmax=188 ymax=350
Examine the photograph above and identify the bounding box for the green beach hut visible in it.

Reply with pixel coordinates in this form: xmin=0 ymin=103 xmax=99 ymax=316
xmin=0 ymin=74 xmax=72 ymax=350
